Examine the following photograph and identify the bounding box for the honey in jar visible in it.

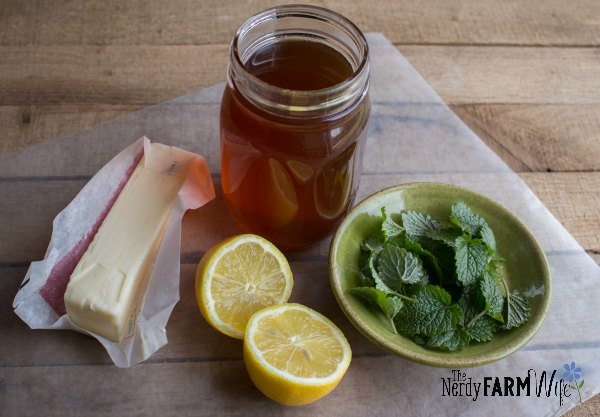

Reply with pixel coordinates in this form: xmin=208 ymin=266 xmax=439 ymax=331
xmin=220 ymin=5 xmax=370 ymax=250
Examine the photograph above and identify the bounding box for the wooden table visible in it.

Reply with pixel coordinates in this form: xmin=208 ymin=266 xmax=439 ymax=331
xmin=1 ymin=1 xmax=599 ymax=416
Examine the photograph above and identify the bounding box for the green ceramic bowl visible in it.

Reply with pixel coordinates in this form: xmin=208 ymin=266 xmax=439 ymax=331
xmin=329 ymin=182 xmax=551 ymax=368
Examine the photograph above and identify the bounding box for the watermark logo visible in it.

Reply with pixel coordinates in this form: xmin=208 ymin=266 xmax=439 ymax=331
xmin=441 ymin=361 xmax=585 ymax=406
xmin=562 ymin=362 xmax=584 ymax=404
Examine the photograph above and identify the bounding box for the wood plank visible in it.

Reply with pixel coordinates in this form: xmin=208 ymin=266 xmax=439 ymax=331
xmin=452 ymin=104 xmax=600 ymax=172
xmin=520 ymin=172 xmax=600 ymax=253
xmin=0 ymin=100 xmax=517 ymax=179
xmin=566 ymin=392 xmax=600 ymax=417
xmin=1 ymin=173 xmax=599 ymax=266
xmin=0 ymin=105 xmax=138 ymax=156
xmin=3 ymin=103 xmax=600 ymax=173
xmin=398 ymin=45 xmax=600 ymax=105
xmin=0 ymin=45 xmax=228 ymax=106
xmin=2 ymin=45 xmax=600 ymax=107
xmin=2 ymin=347 xmax=599 ymax=417
xmin=2 ymin=0 xmax=600 ymax=47
xmin=2 ymin=262 xmax=370 ymax=367
xmin=4 ymin=253 xmax=599 ymax=367
xmin=5 ymin=261 xmax=600 ymax=412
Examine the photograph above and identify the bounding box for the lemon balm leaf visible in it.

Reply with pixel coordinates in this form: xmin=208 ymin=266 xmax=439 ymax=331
xmin=349 ymin=287 xmax=403 ymax=332
xmin=426 ymin=328 xmax=471 ymax=351
xmin=451 ymin=201 xmax=487 ymax=236
xmin=395 ymin=285 xmax=461 ymax=337
xmin=480 ymin=223 xmax=497 ymax=252
xmin=354 ymin=201 xmax=531 ymax=353
xmin=451 ymin=201 xmax=497 ymax=253
xmin=402 ymin=235 xmax=442 ymax=283
xmin=378 ymin=246 xmax=428 ymax=289
xmin=487 ymin=259 xmax=507 ymax=297
xmin=361 ymin=233 xmax=384 ymax=253
xmin=475 ymin=273 xmax=505 ymax=323
xmin=425 ymin=228 xmax=462 ymax=247
xmin=401 ymin=211 xmax=441 ymax=243
xmin=459 ymin=285 xmax=499 ymax=342
xmin=364 ymin=251 xmax=400 ymax=295
xmin=504 ymin=292 xmax=531 ymax=329
xmin=381 ymin=207 xmax=404 ymax=242
xmin=455 ymin=236 xmax=489 ymax=286
xmin=466 ymin=316 xmax=498 ymax=342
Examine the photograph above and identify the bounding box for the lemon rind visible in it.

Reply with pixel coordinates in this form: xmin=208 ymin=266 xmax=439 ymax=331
xmin=245 ymin=303 xmax=352 ymax=386
xmin=201 ymin=234 xmax=294 ymax=338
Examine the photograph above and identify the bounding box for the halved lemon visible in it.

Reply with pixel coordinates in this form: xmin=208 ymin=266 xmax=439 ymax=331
xmin=244 ymin=303 xmax=352 ymax=406
xmin=195 ymin=234 xmax=293 ymax=339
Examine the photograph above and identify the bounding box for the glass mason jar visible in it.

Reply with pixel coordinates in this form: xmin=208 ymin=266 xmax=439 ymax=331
xmin=220 ymin=5 xmax=370 ymax=250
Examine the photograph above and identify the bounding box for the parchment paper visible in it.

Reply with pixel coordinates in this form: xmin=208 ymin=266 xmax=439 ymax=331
xmin=12 ymin=137 xmax=215 ymax=367
xmin=2 ymin=33 xmax=599 ymax=415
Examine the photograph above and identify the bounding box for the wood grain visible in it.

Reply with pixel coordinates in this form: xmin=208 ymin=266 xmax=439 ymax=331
xmin=2 ymin=45 xmax=600 ymax=107
xmin=565 ymin=390 xmax=600 ymax=417
xmin=4 ymin=249 xmax=599 ymax=416
xmin=0 ymin=45 xmax=228 ymax=106
xmin=520 ymin=172 xmax=600 ymax=253
xmin=453 ymin=104 xmax=600 ymax=172
xmin=1 ymin=173 xmax=598 ymax=267
xmin=2 ymin=0 xmax=599 ymax=414
xmin=2 ymin=0 xmax=600 ymax=47
xmin=1 ymin=346 xmax=599 ymax=417
xmin=0 ymin=104 xmax=138 ymax=156
xmin=4 ymin=103 xmax=600 ymax=172
xmin=2 ymin=262 xmax=365 ymax=367
xmin=398 ymin=45 xmax=600 ymax=105
xmin=4 ymin=254 xmax=600 ymax=368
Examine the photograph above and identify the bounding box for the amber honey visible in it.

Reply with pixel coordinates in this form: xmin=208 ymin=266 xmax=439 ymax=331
xmin=220 ymin=6 xmax=370 ymax=250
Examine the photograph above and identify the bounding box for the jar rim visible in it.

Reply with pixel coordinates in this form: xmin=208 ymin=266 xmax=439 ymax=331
xmin=229 ymin=4 xmax=370 ymax=116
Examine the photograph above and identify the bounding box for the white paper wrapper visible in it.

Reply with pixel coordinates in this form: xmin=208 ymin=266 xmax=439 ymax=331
xmin=12 ymin=136 xmax=215 ymax=367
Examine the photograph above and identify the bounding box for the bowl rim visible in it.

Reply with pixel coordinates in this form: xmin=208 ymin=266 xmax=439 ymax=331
xmin=329 ymin=181 xmax=552 ymax=368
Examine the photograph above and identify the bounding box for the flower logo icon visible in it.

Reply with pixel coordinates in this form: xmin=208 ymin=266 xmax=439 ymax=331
xmin=563 ymin=362 xmax=584 ymax=403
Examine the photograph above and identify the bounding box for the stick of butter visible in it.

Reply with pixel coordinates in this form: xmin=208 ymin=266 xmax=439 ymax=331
xmin=64 ymin=153 xmax=185 ymax=342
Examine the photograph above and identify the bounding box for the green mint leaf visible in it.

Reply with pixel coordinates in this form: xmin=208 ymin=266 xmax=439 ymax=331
xmin=401 ymin=211 xmax=441 ymax=243
xmin=504 ymin=292 xmax=531 ymax=329
xmin=402 ymin=235 xmax=441 ymax=283
xmin=378 ymin=246 xmax=428 ymax=289
xmin=349 ymin=287 xmax=404 ymax=321
xmin=386 ymin=296 xmax=404 ymax=319
xmin=381 ymin=207 xmax=404 ymax=242
xmin=395 ymin=285 xmax=462 ymax=337
xmin=487 ymin=259 xmax=507 ymax=297
xmin=361 ymin=233 xmax=384 ymax=253
xmin=455 ymin=236 xmax=489 ymax=286
xmin=426 ymin=328 xmax=471 ymax=352
xmin=458 ymin=286 xmax=499 ymax=342
xmin=359 ymin=249 xmax=375 ymax=286
xmin=413 ymin=334 xmax=427 ymax=345
xmin=466 ymin=316 xmax=498 ymax=342
xmin=458 ymin=286 xmax=477 ymax=327
xmin=451 ymin=201 xmax=497 ymax=253
xmin=451 ymin=201 xmax=487 ymax=236
xmin=458 ymin=286 xmax=475 ymax=314
xmin=480 ymin=223 xmax=496 ymax=252
xmin=475 ymin=273 xmax=505 ymax=323
xmin=425 ymin=228 xmax=462 ymax=247
xmin=366 ymin=251 xmax=397 ymax=295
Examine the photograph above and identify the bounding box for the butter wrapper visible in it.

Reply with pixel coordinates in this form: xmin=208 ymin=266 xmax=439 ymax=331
xmin=12 ymin=137 xmax=215 ymax=367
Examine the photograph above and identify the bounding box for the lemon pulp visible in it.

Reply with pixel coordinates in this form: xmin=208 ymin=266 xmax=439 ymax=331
xmin=196 ymin=234 xmax=293 ymax=339
xmin=244 ymin=304 xmax=352 ymax=405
